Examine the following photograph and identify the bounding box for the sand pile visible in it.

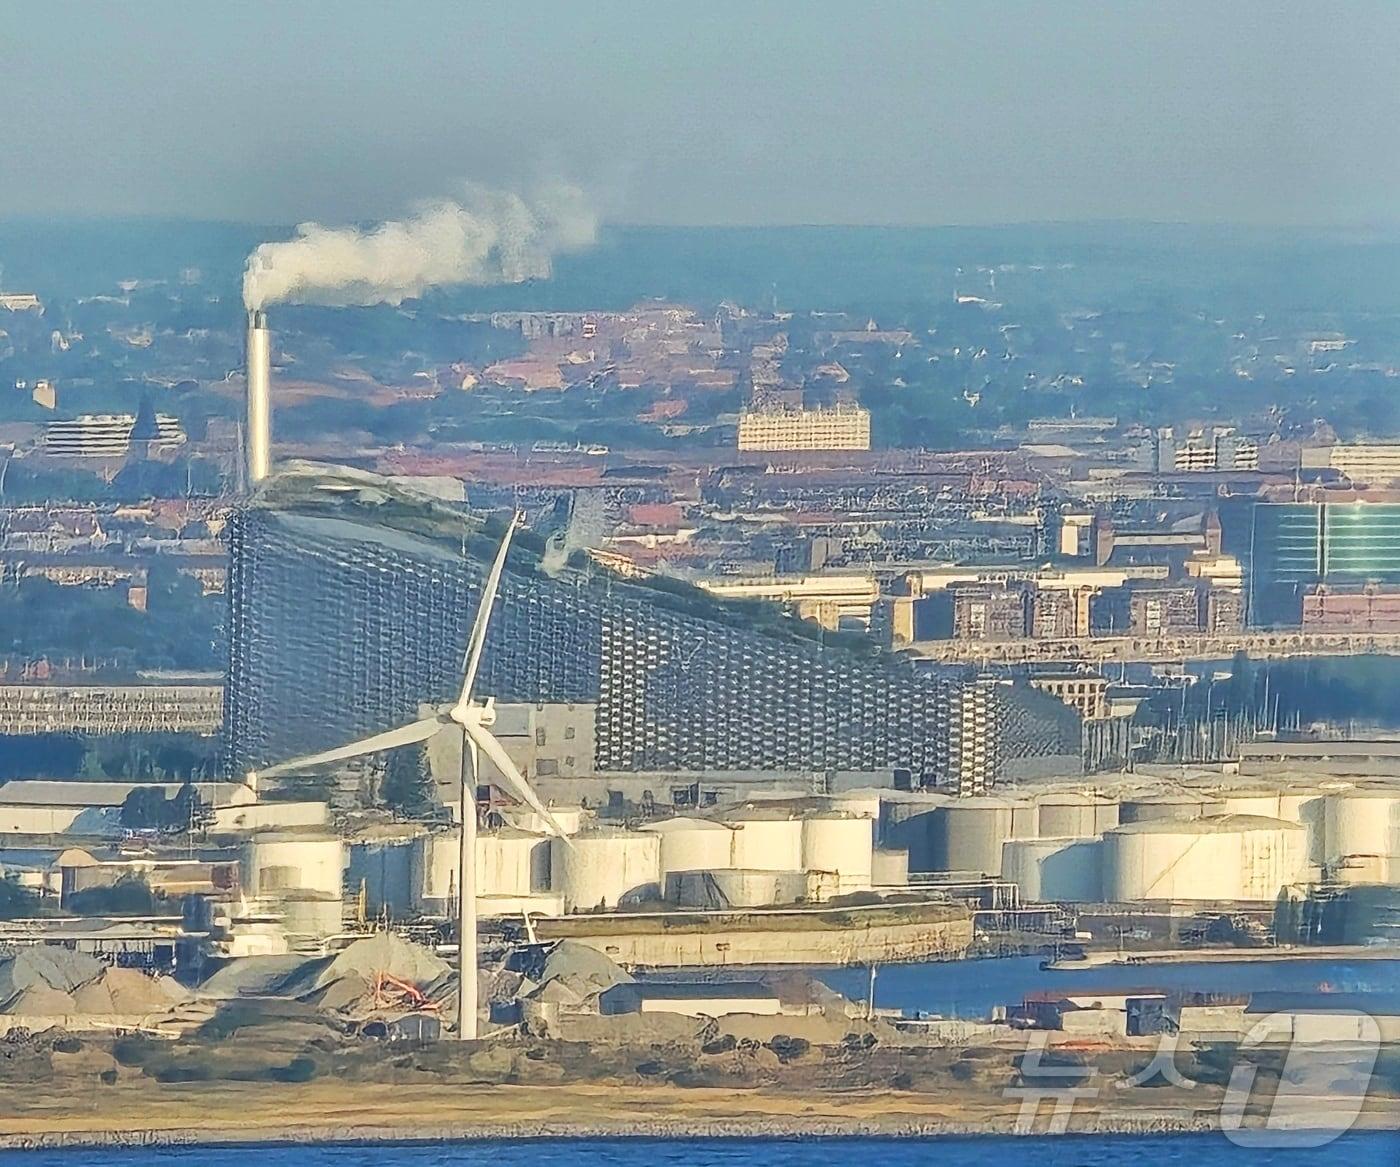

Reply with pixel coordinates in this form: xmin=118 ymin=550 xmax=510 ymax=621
xmin=519 ymin=940 xmax=632 ymax=1009
xmin=2 ymin=984 xmax=77 ymax=1016
xmin=201 ymin=933 xmax=451 ymax=1019
xmin=311 ymin=932 xmax=448 ymax=991
xmin=0 ymin=946 xmax=185 ymax=1019
xmin=71 ymin=967 xmax=186 ymax=1015
xmin=0 ymin=948 xmax=101 ymax=1001
xmin=199 ymin=955 xmax=312 ymax=999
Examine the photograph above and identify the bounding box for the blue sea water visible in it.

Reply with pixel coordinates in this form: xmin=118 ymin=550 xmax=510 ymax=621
xmin=2 ymin=1135 xmax=1397 ymax=1166
xmin=815 ymin=956 xmax=1400 ymax=1019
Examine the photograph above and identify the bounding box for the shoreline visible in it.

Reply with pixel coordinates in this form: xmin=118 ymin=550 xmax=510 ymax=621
xmin=0 ymin=1115 xmax=1225 ymax=1150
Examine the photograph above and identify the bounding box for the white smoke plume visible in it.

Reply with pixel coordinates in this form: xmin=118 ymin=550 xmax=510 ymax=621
xmin=242 ymin=183 xmax=596 ymax=310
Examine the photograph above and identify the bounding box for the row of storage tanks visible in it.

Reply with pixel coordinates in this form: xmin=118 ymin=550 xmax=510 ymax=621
xmin=237 ymin=780 xmax=1400 ymax=923
xmin=244 ymin=794 xmax=901 ymax=920
xmin=888 ymin=783 xmax=1400 ymax=903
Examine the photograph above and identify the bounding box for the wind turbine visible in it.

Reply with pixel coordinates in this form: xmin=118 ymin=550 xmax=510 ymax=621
xmin=251 ymin=512 xmax=567 ymax=1039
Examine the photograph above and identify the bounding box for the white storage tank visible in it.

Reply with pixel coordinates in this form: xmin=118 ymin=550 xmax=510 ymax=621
xmin=242 ymin=833 xmax=345 ymax=898
xmin=1002 ymin=837 xmax=1102 ymax=902
xmin=498 ymin=805 xmax=586 ymax=837
xmin=554 ymin=828 xmax=661 ymax=911
xmin=801 ymin=814 xmax=874 ymax=893
xmin=1215 ymin=788 xmax=1291 ymax=819
xmin=726 ymin=812 xmax=805 ymax=872
xmin=1036 ymin=793 xmax=1119 ymax=838
xmin=1103 ymin=814 xmax=1307 ymax=902
xmin=280 ymin=891 xmax=343 ymax=942
xmin=879 ymin=792 xmax=951 ymax=872
xmin=1323 ymin=790 xmax=1400 ymax=884
xmin=412 ymin=830 xmax=459 ymax=913
xmin=929 ymin=797 xmax=1036 ymax=876
xmin=667 ymin=868 xmax=808 ymax=909
xmin=641 ymin=817 xmax=735 ymax=878
xmin=477 ymin=828 xmax=550 ymax=897
xmin=412 ymin=828 xmax=553 ymax=912
xmin=1119 ymin=793 xmax=1224 ymax=824
xmin=871 ymin=848 xmax=909 ymax=887
xmin=1213 ymin=787 xmax=1328 ymax=868
xmin=828 ymin=791 xmax=883 ymax=821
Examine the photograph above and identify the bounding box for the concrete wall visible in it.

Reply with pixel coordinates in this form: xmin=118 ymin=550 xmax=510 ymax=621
xmin=212 ymin=800 xmax=328 ymax=832
xmin=537 ymin=913 xmax=973 ymax=968
xmin=0 ymin=806 xmax=115 ymax=835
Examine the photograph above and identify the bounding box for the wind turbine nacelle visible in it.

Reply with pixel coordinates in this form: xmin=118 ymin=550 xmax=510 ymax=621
xmin=450 ymin=695 xmax=496 ymax=730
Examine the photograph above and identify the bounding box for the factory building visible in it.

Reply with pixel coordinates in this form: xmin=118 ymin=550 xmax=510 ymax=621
xmin=0 ymin=779 xmax=325 ymax=836
xmin=736 ymin=405 xmax=871 ymax=452
xmin=224 ymin=468 xmax=1081 ymax=787
xmin=0 ymin=681 xmax=223 ymax=736
xmin=1028 ymin=673 xmax=1111 ymax=721
xmin=1155 ymin=425 xmax=1258 ymax=472
xmin=42 ymin=411 xmax=186 ymax=458
xmin=1301 ymin=442 xmax=1400 ymax=485
xmin=1301 ymin=584 xmax=1400 ymax=633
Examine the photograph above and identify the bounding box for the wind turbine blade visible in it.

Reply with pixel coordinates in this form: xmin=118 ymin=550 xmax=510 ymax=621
xmin=257 ymin=716 xmax=444 ymax=777
xmin=461 ymin=719 xmax=571 ymax=842
xmin=458 ymin=512 xmax=520 ymax=707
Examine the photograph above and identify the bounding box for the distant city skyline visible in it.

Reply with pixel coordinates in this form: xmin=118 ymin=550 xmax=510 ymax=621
xmin=2 ymin=1 xmax=1397 ymax=228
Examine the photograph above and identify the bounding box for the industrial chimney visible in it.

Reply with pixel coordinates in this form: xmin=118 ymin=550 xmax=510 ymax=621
xmin=245 ymin=310 xmax=272 ymax=484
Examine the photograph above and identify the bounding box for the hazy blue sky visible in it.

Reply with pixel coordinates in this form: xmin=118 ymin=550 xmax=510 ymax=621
xmin=2 ymin=0 xmax=1397 ymax=227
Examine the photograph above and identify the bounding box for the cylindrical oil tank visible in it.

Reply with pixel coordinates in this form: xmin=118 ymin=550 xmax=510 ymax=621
xmin=1323 ymin=790 xmax=1400 ymax=884
xmin=871 ymin=848 xmax=909 ymax=887
xmin=477 ymin=828 xmax=550 ymax=897
xmin=1002 ymin=837 xmax=1102 ymax=902
xmin=280 ymin=891 xmax=342 ymax=940
xmin=412 ymin=830 xmax=459 ymax=913
xmin=641 ymin=817 xmax=735 ymax=878
xmin=553 ymin=829 xmax=661 ymax=911
xmin=929 ymin=797 xmax=1036 ymax=876
xmin=1214 ymin=787 xmax=1329 ymax=868
xmin=412 ymin=829 xmax=551 ymax=911
xmin=1036 ymin=793 xmax=1119 ymax=838
xmin=879 ymin=792 xmax=951 ymax=872
xmin=241 ymin=834 xmax=345 ymax=898
xmin=499 ymin=805 xmax=586 ymax=837
xmin=347 ymin=836 xmax=418 ymax=915
xmin=828 ymin=791 xmax=883 ymax=821
xmin=667 ymin=868 xmax=808 ymax=909
xmin=1118 ymin=793 xmax=1224 ymax=824
xmin=726 ymin=813 xmax=805 ymax=872
xmin=801 ymin=814 xmax=874 ymax=892
xmin=1103 ymin=814 xmax=1306 ymax=902
xmin=1214 ymin=789 xmax=1288 ymax=818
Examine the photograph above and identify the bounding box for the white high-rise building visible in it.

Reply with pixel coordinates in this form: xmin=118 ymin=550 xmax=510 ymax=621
xmin=738 ymin=404 xmax=871 ymax=452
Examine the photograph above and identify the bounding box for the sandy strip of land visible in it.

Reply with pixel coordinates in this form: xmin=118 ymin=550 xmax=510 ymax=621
xmin=0 ymin=1078 xmax=1228 ymax=1147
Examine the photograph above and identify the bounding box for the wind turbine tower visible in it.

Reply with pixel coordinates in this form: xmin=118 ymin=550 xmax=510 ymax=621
xmin=253 ymin=514 xmax=566 ymax=1039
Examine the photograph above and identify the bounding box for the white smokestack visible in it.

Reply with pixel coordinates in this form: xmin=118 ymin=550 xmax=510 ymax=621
xmin=241 ymin=183 xmax=596 ymax=311
xmin=246 ymin=310 xmax=271 ymax=484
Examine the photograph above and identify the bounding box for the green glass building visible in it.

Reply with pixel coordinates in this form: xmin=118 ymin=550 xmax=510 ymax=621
xmin=1250 ymin=502 xmax=1400 ymax=625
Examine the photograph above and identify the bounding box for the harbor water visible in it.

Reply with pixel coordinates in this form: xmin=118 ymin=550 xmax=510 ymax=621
xmin=815 ymin=954 xmax=1400 ymax=1018
xmin=3 ymin=1134 xmax=1397 ymax=1165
